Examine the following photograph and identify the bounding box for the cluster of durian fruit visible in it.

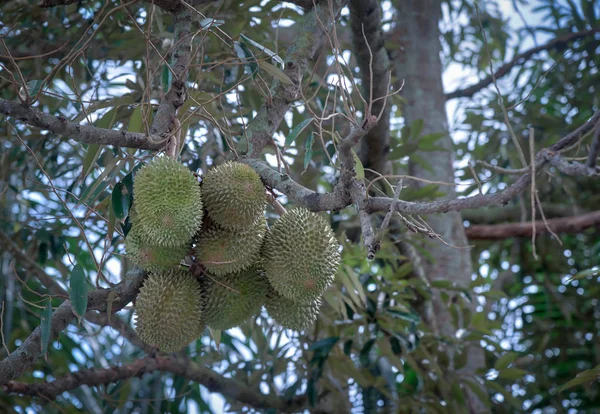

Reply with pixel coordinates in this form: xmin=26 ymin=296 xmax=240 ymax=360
xmin=125 ymin=157 xmax=340 ymax=352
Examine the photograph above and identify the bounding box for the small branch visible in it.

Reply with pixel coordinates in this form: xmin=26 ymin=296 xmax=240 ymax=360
xmin=446 ymin=28 xmax=600 ymax=100
xmin=37 ymin=0 xmax=77 ymax=6
xmin=547 ymin=152 xmax=600 ymax=176
xmin=3 ymin=355 xmax=309 ymax=411
xmin=465 ymin=210 xmax=600 ymax=240
xmin=0 ymin=99 xmax=163 ymax=150
xmin=0 ymin=230 xmax=67 ymax=298
xmin=0 ymin=269 xmax=146 ymax=386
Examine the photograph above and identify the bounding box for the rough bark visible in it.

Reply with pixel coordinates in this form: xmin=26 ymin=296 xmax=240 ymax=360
xmin=392 ymin=0 xmax=487 ymax=411
xmin=349 ymin=0 xmax=392 ymax=176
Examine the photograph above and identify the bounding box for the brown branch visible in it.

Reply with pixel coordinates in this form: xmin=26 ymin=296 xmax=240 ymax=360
xmin=37 ymin=0 xmax=77 ymax=7
xmin=465 ymin=210 xmax=600 ymax=240
xmin=0 ymin=269 xmax=146 ymax=386
xmin=240 ymin=0 xmax=347 ymax=158
xmin=461 ymin=204 xmax=584 ymax=224
xmin=0 ymin=230 xmax=67 ymax=298
xmin=0 ymin=99 xmax=163 ymax=150
xmin=349 ymin=0 xmax=392 ymax=175
xmin=3 ymin=355 xmax=308 ymax=411
xmin=446 ymin=28 xmax=600 ymax=100
xmin=150 ymin=9 xmax=192 ymax=136
xmin=547 ymin=153 xmax=600 ymax=176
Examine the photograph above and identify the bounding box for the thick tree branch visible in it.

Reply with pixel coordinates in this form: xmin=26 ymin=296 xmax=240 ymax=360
xmin=0 ymin=230 xmax=67 ymax=298
xmin=3 ymin=355 xmax=308 ymax=411
xmin=446 ymin=28 xmax=600 ymax=100
xmin=0 ymin=269 xmax=146 ymax=386
xmin=461 ymin=203 xmax=584 ymax=224
xmin=547 ymin=153 xmax=600 ymax=176
xmin=150 ymin=8 xmax=192 ymax=136
xmin=240 ymin=0 xmax=347 ymax=157
xmin=465 ymin=210 xmax=600 ymax=240
xmin=251 ymin=111 xmax=600 ymax=217
xmin=350 ymin=0 xmax=392 ymax=175
xmin=0 ymin=99 xmax=163 ymax=150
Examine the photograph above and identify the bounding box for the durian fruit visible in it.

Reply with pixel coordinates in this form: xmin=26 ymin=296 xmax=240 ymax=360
xmin=133 ymin=156 xmax=203 ymax=247
xmin=263 ymin=207 xmax=340 ymax=303
xmin=195 ymin=218 xmax=267 ymax=275
xmin=134 ymin=269 xmax=204 ymax=352
xmin=125 ymin=226 xmax=188 ymax=272
xmin=265 ymin=289 xmax=322 ymax=331
xmin=200 ymin=266 xmax=269 ymax=331
xmin=202 ymin=161 xmax=266 ymax=230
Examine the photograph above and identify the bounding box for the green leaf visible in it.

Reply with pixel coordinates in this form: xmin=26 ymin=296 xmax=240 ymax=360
xmin=496 ymin=368 xmax=527 ymax=380
xmin=494 ymin=352 xmax=519 ymax=370
xmin=233 ymin=41 xmax=258 ymax=77
xmin=303 ymin=132 xmax=314 ymax=171
xmin=162 ymin=64 xmax=172 ymax=93
xmin=111 ymin=181 xmax=130 ymax=223
xmin=557 ymin=366 xmax=600 ymax=391
xmin=388 ymin=142 xmax=420 ymax=160
xmin=70 ymin=264 xmax=89 ymax=320
xmin=40 ymin=299 xmax=53 ymax=357
xmin=359 ymin=338 xmax=376 ymax=366
xmin=410 ymin=119 xmax=424 ymax=140
xmin=81 ymin=144 xmax=102 ymax=182
xmin=258 ymin=60 xmax=294 ymax=85
xmin=128 ymin=105 xmax=144 ymax=133
xmin=199 ymin=18 xmax=225 ymax=29
xmin=240 ymin=33 xmax=284 ymax=67
xmin=352 ymin=149 xmax=365 ymax=180
xmin=285 ymin=118 xmax=313 ymax=147
xmin=309 ymin=336 xmax=340 ymax=351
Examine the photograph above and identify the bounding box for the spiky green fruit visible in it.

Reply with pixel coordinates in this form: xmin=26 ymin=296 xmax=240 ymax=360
xmin=195 ymin=218 xmax=267 ymax=275
xmin=133 ymin=156 xmax=203 ymax=247
xmin=202 ymin=161 xmax=266 ymax=230
xmin=263 ymin=207 xmax=340 ymax=303
xmin=200 ymin=266 xmax=269 ymax=331
xmin=265 ymin=289 xmax=321 ymax=331
xmin=134 ymin=269 xmax=204 ymax=352
xmin=125 ymin=226 xmax=188 ymax=272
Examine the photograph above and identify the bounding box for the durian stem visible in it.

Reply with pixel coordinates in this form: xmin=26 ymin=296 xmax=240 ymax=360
xmin=266 ymin=192 xmax=287 ymax=216
xmin=165 ymin=118 xmax=182 ymax=158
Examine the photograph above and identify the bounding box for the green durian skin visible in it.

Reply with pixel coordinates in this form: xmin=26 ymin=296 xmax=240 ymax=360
xmin=195 ymin=218 xmax=267 ymax=276
xmin=125 ymin=226 xmax=188 ymax=273
xmin=263 ymin=207 xmax=340 ymax=303
xmin=134 ymin=269 xmax=204 ymax=352
xmin=265 ymin=289 xmax=322 ymax=331
xmin=202 ymin=161 xmax=266 ymax=230
xmin=133 ymin=156 xmax=203 ymax=247
xmin=200 ymin=266 xmax=269 ymax=331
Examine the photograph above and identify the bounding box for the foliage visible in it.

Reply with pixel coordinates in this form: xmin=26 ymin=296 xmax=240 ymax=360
xmin=0 ymin=0 xmax=599 ymax=412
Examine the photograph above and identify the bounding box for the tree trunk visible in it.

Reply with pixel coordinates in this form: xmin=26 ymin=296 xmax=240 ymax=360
xmin=392 ymin=0 xmax=487 ymax=412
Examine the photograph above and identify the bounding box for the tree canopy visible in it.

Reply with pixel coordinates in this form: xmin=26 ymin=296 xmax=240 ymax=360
xmin=0 ymin=0 xmax=599 ymax=412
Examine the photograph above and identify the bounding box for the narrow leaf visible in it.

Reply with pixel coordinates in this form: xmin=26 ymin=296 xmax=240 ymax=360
xmin=352 ymin=149 xmax=365 ymax=180
xmin=285 ymin=118 xmax=313 ymax=147
xmin=303 ymin=133 xmax=314 ymax=171
xmin=240 ymin=34 xmax=285 ymax=67
xmin=70 ymin=264 xmax=89 ymax=320
xmin=258 ymin=61 xmax=294 ymax=85
xmin=494 ymin=352 xmax=519 ymax=370
xmin=111 ymin=181 xmax=130 ymax=223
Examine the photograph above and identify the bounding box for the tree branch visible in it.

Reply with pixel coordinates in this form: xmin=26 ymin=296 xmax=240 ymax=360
xmin=465 ymin=210 xmax=600 ymax=240
xmin=240 ymin=0 xmax=347 ymax=157
xmin=586 ymin=123 xmax=600 ymax=168
xmin=3 ymin=355 xmax=308 ymax=411
xmin=0 ymin=269 xmax=146 ymax=386
xmin=349 ymin=0 xmax=392 ymax=175
xmin=446 ymin=28 xmax=600 ymax=100
xmin=150 ymin=8 xmax=192 ymax=136
xmin=0 ymin=99 xmax=163 ymax=150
